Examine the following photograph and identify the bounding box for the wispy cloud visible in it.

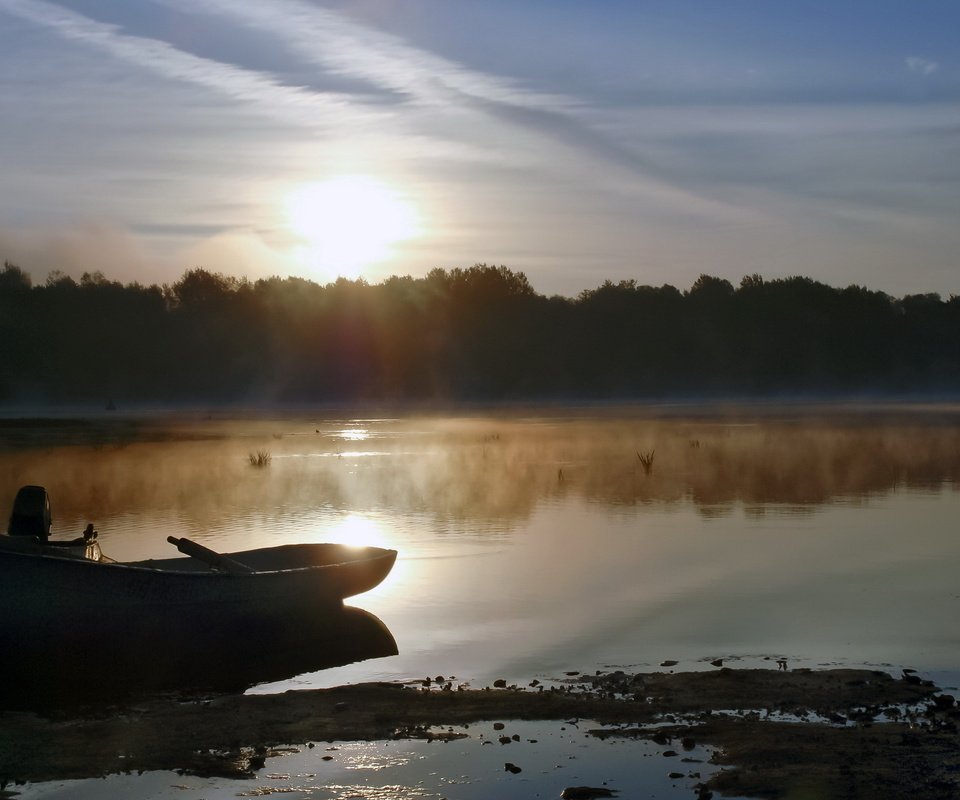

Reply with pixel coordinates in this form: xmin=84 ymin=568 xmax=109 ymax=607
xmin=0 ymin=0 xmax=382 ymax=131
xmin=0 ymin=0 xmax=744 ymax=222
xmin=156 ymin=0 xmax=746 ymax=220
xmin=158 ymin=0 xmax=570 ymax=112
xmin=905 ymin=56 xmax=939 ymax=76
xmin=0 ymin=0 xmax=583 ymax=174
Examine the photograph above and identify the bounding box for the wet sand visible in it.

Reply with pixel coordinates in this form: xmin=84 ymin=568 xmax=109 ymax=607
xmin=1 ymin=667 xmax=957 ymax=798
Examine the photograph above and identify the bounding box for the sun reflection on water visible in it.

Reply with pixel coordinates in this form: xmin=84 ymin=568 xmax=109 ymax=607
xmin=339 ymin=742 xmax=412 ymax=771
xmin=324 ymin=513 xmax=389 ymax=549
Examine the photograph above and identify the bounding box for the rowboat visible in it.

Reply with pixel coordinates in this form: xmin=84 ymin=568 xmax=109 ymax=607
xmin=0 ymin=485 xmax=398 ymax=640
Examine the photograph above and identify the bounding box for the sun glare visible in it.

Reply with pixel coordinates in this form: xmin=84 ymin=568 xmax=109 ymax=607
xmin=285 ymin=175 xmax=420 ymax=280
xmin=327 ymin=513 xmax=390 ymax=549
xmin=338 ymin=427 xmax=369 ymax=441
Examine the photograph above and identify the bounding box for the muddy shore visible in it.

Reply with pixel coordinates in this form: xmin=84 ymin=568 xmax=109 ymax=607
xmin=1 ymin=667 xmax=958 ymax=798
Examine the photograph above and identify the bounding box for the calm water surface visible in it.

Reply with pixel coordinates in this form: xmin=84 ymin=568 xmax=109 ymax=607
xmin=2 ymin=406 xmax=958 ymax=798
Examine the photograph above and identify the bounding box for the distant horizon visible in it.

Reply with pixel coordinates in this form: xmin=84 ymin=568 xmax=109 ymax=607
xmin=6 ymin=395 xmax=960 ymax=421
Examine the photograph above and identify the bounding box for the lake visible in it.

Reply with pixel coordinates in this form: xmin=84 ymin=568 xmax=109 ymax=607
xmin=2 ymin=404 xmax=958 ymax=797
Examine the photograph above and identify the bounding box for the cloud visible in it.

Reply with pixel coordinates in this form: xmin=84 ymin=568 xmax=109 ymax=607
xmin=158 ymin=0 xmax=570 ymax=112
xmin=0 ymin=0 xmax=747 ymax=224
xmin=0 ymin=0 xmax=382 ymax=131
xmin=905 ymin=56 xmax=938 ymax=76
xmin=155 ymin=0 xmax=744 ymax=221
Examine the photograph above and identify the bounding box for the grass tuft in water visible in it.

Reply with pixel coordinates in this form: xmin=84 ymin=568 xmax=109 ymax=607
xmin=637 ymin=449 xmax=655 ymax=475
xmin=248 ymin=450 xmax=272 ymax=468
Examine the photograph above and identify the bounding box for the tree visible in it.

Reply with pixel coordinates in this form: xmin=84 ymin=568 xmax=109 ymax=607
xmin=171 ymin=268 xmax=237 ymax=307
xmin=0 ymin=261 xmax=31 ymax=290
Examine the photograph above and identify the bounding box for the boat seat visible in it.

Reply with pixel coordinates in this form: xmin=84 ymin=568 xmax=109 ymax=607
xmin=7 ymin=485 xmax=52 ymax=540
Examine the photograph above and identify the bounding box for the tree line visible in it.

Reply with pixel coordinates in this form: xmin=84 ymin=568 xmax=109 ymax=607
xmin=1 ymin=261 xmax=958 ymax=406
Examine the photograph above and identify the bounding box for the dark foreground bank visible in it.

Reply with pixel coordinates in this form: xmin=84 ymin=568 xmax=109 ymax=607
xmin=1 ymin=667 xmax=958 ymax=799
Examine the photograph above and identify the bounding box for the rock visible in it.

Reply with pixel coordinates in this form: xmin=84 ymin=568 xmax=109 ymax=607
xmin=663 ymin=750 xmax=678 ymax=757
xmin=661 ymin=660 xmax=678 ymax=667
xmin=493 ymin=679 xmax=508 ymax=688
xmin=499 ymin=736 xmax=512 ymax=745
xmin=504 ymin=762 xmax=522 ymax=774
xmin=933 ymin=694 xmax=956 ymax=710
xmin=493 ymin=722 xmax=505 ymax=730
xmin=560 ymin=787 xmax=617 ymax=799
xmin=668 ymin=771 xmax=685 ymax=779
xmin=710 ymin=659 xmax=723 ymax=668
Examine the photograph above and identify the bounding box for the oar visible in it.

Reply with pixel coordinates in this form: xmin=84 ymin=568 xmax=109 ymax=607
xmin=166 ymin=536 xmax=254 ymax=574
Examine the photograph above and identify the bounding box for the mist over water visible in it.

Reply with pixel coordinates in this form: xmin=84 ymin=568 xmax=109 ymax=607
xmin=2 ymin=406 xmax=958 ymax=689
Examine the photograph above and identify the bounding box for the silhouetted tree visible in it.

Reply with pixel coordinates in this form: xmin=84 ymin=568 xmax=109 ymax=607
xmin=0 ymin=261 xmax=31 ymax=290
xmin=1 ymin=261 xmax=958 ymax=406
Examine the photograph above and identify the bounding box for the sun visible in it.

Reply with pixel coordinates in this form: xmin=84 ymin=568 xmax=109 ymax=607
xmin=285 ymin=175 xmax=420 ymax=280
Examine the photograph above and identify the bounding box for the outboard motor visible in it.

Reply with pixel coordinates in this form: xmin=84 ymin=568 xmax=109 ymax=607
xmin=8 ymin=485 xmax=52 ymax=541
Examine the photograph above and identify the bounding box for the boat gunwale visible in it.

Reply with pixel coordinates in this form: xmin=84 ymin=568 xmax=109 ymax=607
xmin=0 ymin=541 xmax=398 ymax=579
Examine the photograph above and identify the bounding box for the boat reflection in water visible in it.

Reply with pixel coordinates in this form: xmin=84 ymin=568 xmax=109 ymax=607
xmin=0 ymin=604 xmax=397 ymax=711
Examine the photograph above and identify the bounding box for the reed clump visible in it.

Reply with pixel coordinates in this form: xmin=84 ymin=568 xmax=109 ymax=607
xmin=637 ymin=449 xmax=655 ymax=475
xmin=248 ymin=450 xmax=272 ymax=468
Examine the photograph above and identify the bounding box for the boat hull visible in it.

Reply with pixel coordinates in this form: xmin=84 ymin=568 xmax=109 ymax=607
xmin=0 ymin=542 xmax=397 ymax=641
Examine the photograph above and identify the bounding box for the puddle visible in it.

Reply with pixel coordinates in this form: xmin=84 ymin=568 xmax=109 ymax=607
xmin=7 ymin=720 xmax=752 ymax=800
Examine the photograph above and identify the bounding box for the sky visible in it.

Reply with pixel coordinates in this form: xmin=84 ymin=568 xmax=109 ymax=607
xmin=0 ymin=0 xmax=957 ymax=297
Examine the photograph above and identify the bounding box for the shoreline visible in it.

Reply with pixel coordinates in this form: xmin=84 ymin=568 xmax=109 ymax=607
xmin=2 ymin=667 xmax=957 ymax=799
